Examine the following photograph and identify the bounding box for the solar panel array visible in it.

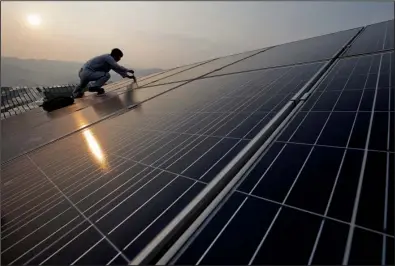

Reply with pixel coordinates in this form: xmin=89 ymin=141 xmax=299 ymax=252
xmin=1 ymin=86 xmax=45 ymax=119
xmin=0 ymin=69 xmax=172 ymax=120
xmin=1 ymin=19 xmax=394 ymax=265
xmin=172 ymin=51 xmax=394 ymax=266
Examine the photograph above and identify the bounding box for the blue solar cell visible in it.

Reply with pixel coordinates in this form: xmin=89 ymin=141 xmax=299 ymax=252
xmin=349 ymin=228 xmax=383 ymax=264
xmin=137 ymin=59 xmax=213 ymax=87
xmin=1 ymin=61 xmax=324 ymax=264
xmin=344 ymin=20 xmax=394 ymax=57
xmin=205 ymin=27 xmax=360 ymax=76
xmin=143 ymin=49 xmax=266 ymax=87
xmin=2 ymin=19 xmax=393 ymax=265
xmin=310 ymin=219 xmax=350 ymax=265
xmin=169 ymin=51 xmax=393 ymax=266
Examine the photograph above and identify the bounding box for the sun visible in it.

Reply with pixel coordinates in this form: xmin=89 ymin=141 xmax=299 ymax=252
xmin=27 ymin=14 xmax=42 ymax=26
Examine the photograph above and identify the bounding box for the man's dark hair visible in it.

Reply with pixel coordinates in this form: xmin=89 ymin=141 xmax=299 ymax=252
xmin=111 ymin=48 xmax=123 ymax=58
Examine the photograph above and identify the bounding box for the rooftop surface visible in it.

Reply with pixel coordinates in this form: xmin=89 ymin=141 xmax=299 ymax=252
xmin=1 ymin=19 xmax=394 ymax=265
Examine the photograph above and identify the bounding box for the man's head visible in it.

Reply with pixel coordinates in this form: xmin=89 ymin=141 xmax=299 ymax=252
xmin=110 ymin=48 xmax=123 ymax=62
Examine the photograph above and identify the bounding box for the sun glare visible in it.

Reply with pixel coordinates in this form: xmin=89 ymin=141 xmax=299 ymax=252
xmin=27 ymin=14 xmax=42 ymax=26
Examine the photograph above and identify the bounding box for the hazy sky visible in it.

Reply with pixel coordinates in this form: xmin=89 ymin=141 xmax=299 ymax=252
xmin=1 ymin=1 xmax=394 ymax=69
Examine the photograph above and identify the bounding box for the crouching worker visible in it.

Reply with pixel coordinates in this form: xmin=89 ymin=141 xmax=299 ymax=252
xmin=72 ymin=48 xmax=135 ymax=98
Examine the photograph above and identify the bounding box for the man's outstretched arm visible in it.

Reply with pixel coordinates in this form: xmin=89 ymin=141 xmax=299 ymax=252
xmin=105 ymin=55 xmax=134 ymax=74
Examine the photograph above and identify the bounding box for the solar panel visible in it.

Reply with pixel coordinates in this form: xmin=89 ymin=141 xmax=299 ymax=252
xmin=344 ymin=20 xmax=394 ymax=57
xmin=1 ymin=82 xmax=185 ymax=163
xmin=168 ymin=51 xmax=394 ymax=265
xmin=2 ymin=19 xmax=394 ymax=265
xmin=141 ymin=49 xmax=267 ymax=87
xmin=204 ymin=27 xmax=361 ymax=77
xmin=137 ymin=59 xmax=214 ymax=87
xmin=1 ymin=61 xmax=325 ymax=265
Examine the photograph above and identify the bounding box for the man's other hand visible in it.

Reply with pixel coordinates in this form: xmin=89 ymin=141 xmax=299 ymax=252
xmin=128 ymin=69 xmax=135 ymax=74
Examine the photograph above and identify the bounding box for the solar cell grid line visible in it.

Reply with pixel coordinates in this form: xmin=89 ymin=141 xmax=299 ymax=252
xmin=2 ymin=160 xmax=134 ymax=232
xmin=131 ymin=128 xmax=244 ymax=141
xmin=112 ymin=133 xmax=240 ymax=183
xmin=3 ymin=140 xmax=86 ymax=188
xmin=11 ymin=219 xmax=90 ymax=265
xmin=9 ymin=129 xmax=168 ymax=206
xmin=2 ymin=160 xmax=62 ymax=199
xmin=2 ymin=64 xmax=310 ymax=262
xmin=307 ymin=47 xmax=380 ymax=265
xmin=139 ymin=59 xmax=216 ymax=87
xmin=62 ymin=176 xmax=199 ymax=266
xmin=0 ymin=63 xmax=330 ymax=262
xmin=2 ymin=81 xmax=202 ymax=165
xmin=4 ymin=120 xmax=136 ymax=181
xmin=169 ymin=52 xmax=380 ymax=264
xmin=8 ymin=179 xmax=140 ymax=264
xmin=276 ymin=52 xmax=392 ymax=233
xmin=2 ymin=158 xmax=128 ymax=220
xmin=21 ymin=168 xmax=186 ymax=264
xmin=1 ymin=155 xmax=125 ymax=215
xmin=382 ymin=51 xmax=393 ymax=264
xmin=224 ymin=74 xmax=310 ymax=139
xmin=140 ymin=48 xmax=269 ymax=87
xmin=122 ymin=112 xmax=242 ymax=162
xmin=30 ymin=129 xmax=178 ymax=188
xmin=275 ymin=140 xmax=393 ymax=154
xmin=292 ymin=56 xmax=383 ymax=147
xmin=1 ymin=200 xmax=79 ymax=254
xmin=110 ymin=70 xmax=283 ymax=159
xmin=96 ymin=169 xmax=180 ymax=230
xmin=132 ymin=106 xmax=318 ymax=264
xmin=114 ymin=66 xmax=295 ymax=161
xmin=37 ymin=224 xmax=96 ymax=265
xmin=204 ymin=27 xmax=360 ymax=78
xmin=193 ymin=94 xmax=341 ymax=265
xmin=106 ymin=179 xmax=201 ymax=264
xmin=3 ymin=128 xmax=213 ymax=238
xmin=34 ymin=129 xmax=150 ymax=176
xmin=89 ymin=141 xmax=218 ymax=221
xmin=2 ymin=196 xmax=67 ymax=235
xmin=1 ymin=65 xmax=298 ymax=209
xmin=90 ymin=147 xmax=249 ymax=262
xmin=69 ymin=156 xmax=204 ymax=217
xmin=2 ymin=158 xmax=91 ymax=208
xmin=344 ymin=20 xmax=394 ymax=57
xmin=343 ymin=52 xmax=386 ymax=264
xmin=70 ymin=237 xmax=106 ymax=265
xmin=25 ymin=154 xmax=131 ymax=263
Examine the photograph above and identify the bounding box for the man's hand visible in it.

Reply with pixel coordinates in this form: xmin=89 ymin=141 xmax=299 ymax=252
xmin=124 ymin=74 xmax=137 ymax=83
xmin=128 ymin=69 xmax=135 ymax=74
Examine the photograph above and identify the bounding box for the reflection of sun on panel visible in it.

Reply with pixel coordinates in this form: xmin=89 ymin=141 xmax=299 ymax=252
xmin=82 ymin=129 xmax=108 ymax=170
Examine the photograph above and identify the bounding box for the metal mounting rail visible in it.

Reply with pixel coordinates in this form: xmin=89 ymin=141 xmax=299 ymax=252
xmin=291 ymin=26 xmax=365 ymax=102
xmin=158 ymin=26 xmax=369 ymax=265
xmin=130 ymin=26 xmax=367 ymax=265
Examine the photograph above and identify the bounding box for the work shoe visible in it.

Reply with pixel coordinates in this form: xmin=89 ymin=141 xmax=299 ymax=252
xmin=89 ymin=87 xmax=105 ymax=95
xmin=72 ymin=91 xmax=84 ymax=98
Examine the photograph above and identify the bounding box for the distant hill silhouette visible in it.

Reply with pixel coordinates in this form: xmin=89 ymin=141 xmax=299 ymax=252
xmin=1 ymin=57 xmax=163 ymax=87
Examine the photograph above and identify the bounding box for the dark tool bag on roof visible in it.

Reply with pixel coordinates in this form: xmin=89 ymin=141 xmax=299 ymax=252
xmin=40 ymin=86 xmax=75 ymax=112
